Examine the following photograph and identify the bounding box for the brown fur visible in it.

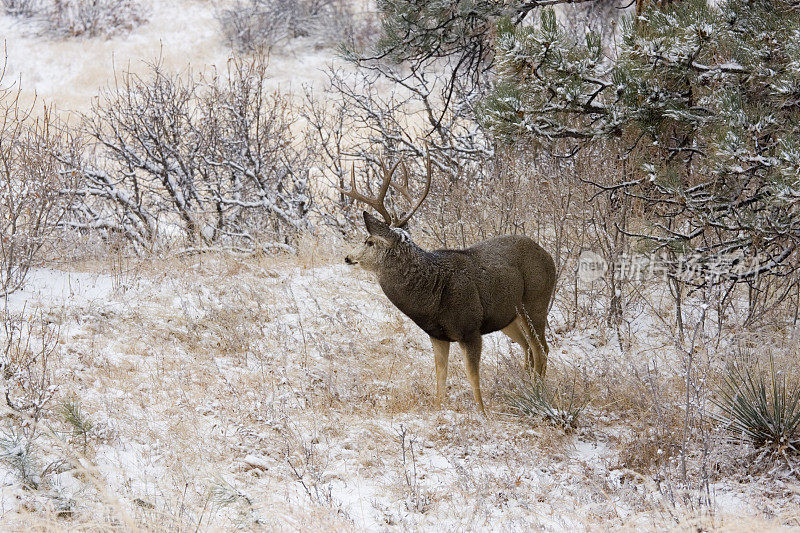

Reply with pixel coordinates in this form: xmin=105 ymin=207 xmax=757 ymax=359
xmin=346 ymin=212 xmax=556 ymax=414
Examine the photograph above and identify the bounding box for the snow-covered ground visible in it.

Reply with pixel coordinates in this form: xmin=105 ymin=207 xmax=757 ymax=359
xmin=0 ymin=253 xmax=794 ymax=530
xmin=1 ymin=0 xmax=342 ymax=115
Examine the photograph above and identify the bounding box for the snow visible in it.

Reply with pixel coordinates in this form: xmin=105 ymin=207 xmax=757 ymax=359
xmin=3 ymin=268 xmax=118 ymax=313
xmin=0 ymin=0 xmax=340 ymax=116
xmin=0 ymin=257 xmax=795 ymax=529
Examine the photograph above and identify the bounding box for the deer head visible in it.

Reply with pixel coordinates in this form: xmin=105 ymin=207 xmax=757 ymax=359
xmin=342 ymin=151 xmax=432 ymax=271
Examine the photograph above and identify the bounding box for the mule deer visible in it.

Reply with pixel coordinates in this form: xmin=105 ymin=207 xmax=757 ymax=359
xmin=342 ymin=153 xmax=556 ymax=415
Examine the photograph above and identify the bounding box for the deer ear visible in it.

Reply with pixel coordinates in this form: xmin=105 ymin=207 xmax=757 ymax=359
xmin=363 ymin=211 xmax=396 ymax=241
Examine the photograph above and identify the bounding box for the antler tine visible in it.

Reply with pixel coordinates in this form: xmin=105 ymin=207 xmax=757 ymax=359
xmin=393 ymin=160 xmax=415 ymax=203
xmin=377 ymin=157 xmax=402 ymax=205
xmin=336 ymin=163 xmax=393 ymax=225
xmin=395 ymin=148 xmax=432 ymax=228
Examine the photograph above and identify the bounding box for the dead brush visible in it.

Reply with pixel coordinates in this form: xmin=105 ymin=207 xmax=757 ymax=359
xmin=2 ymin=0 xmax=148 ymax=37
xmin=612 ymin=361 xmax=687 ymax=475
xmin=1 ymin=310 xmax=61 ymax=441
xmin=172 ymin=273 xmax=271 ymax=362
xmin=397 ymin=424 xmax=430 ymax=513
xmin=617 ymin=409 xmax=685 ymax=475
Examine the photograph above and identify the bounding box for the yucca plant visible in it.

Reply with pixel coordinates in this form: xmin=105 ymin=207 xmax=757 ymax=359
xmin=505 ymin=374 xmax=588 ymax=431
xmin=714 ymin=358 xmax=800 ymax=453
xmin=210 ymin=477 xmax=254 ymax=508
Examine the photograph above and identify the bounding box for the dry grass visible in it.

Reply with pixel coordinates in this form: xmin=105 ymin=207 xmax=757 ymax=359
xmin=0 ymin=238 xmax=797 ymax=531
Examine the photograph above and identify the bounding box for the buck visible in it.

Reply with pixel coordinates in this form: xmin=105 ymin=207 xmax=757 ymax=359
xmin=342 ymin=153 xmax=556 ymax=415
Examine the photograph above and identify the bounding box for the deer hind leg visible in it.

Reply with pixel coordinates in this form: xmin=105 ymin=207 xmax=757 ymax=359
xmin=501 ymin=320 xmax=535 ymax=374
xmin=458 ymin=336 xmax=486 ymax=415
xmin=516 ymin=315 xmax=549 ymax=377
xmin=430 ymin=337 xmax=450 ymax=409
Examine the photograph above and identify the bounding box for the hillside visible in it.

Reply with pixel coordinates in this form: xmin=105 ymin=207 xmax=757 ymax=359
xmin=1 ymin=1 xmax=799 ymax=531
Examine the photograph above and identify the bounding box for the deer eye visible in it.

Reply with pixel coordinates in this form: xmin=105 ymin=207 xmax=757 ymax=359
xmin=366 ymin=240 xmax=374 ymax=247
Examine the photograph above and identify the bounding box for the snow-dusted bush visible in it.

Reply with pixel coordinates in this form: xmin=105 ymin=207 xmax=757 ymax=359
xmin=218 ymin=0 xmax=355 ymax=51
xmin=60 ymin=57 xmax=312 ymax=252
xmin=1 ymin=311 xmax=61 ymax=444
xmin=2 ymin=0 xmax=148 ymax=38
xmin=1 ymin=0 xmax=37 ymax=17
xmin=0 ymin=74 xmax=72 ymax=295
xmin=43 ymin=0 xmax=148 ymax=38
xmin=198 ymin=57 xmax=312 ymax=247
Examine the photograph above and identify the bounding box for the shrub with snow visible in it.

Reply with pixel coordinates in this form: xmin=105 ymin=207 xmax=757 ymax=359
xmin=2 ymin=0 xmax=149 ymax=38
xmin=0 ymin=73 xmax=71 ymax=295
xmin=218 ymin=0 xmax=356 ymax=51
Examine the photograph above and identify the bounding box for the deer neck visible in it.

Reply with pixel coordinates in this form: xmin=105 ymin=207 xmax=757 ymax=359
xmin=376 ymin=244 xmax=443 ymax=319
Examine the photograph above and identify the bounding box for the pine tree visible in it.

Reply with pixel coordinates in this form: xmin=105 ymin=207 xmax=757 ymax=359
xmin=481 ymin=0 xmax=800 ymax=286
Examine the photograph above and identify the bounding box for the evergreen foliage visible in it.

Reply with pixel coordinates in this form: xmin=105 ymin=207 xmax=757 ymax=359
xmin=61 ymin=400 xmax=95 ymax=453
xmin=505 ymin=375 xmax=588 ymax=430
xmin=365 ymin=1 xmax=603 ymax=100
xmin=481 ymin=1 xmax=800 ymax=283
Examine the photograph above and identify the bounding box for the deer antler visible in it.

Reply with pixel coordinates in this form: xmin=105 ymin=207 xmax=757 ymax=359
xmin=338 ymin=162 xmax=395 ymax=225
xmin=338 ymin=150 xmax=432 ymax=228
xmin=394 ymin=149 xmax=432 ymax=228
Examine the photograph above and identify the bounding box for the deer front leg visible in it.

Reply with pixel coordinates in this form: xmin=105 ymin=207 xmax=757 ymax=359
xmin=459 ymin=336 xmax=486 ymax=415
xmin=431 ymin=337 xmax=450 ymax=409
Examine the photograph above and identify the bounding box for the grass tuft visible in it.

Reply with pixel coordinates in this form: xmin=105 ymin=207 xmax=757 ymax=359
xmin=505 ymin=374 xmax=589 ymax=431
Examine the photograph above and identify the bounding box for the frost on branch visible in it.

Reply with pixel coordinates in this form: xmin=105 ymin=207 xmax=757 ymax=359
xmin=0 ymin=65 xmax=72 ymax=295
xmin=481 ymin=3 xmax=800 ymax=295
xmin=58 ymin=57 xmax=312 ymax=253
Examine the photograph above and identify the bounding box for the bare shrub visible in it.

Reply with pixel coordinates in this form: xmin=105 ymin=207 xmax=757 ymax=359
xmin=218 ymin=0 xmax=356 ymax=51
xmin=303 ymin=65 xmax=493 ymax=237
xmin=198 ymin=56 xmax=312 ymax=248
xmin=3 ymin=0 xmax=148 ymax=38
xmin=43 ymin=0 xmax=148 ymax=37
xmin=397 ymin=425 xmax=430 ymax=513
xmin=61 ymin=62 xmax=197 ymax=249
xmin=60 ymin=56 xmax=311 ymax=252
xmin=1 ymin=310 xmax=61 ymax=443
xmin=1 ymin=0 xmax=38 ymax=16
xmin=617 ymin=366 xmax=685 ymax=475
xmin=0 ymin=69 xmax=72 ymax=295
